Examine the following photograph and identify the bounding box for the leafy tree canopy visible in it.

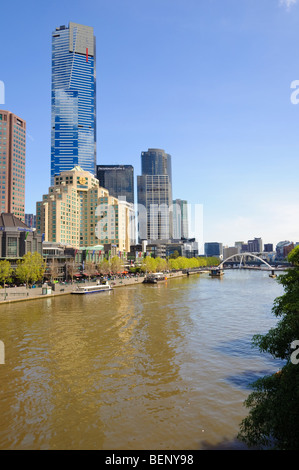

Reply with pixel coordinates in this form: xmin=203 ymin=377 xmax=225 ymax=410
xmin=15 ymin=252 xmax=46 ymax=287
xmin=238 ymin=246 xmax=299 ymax=450
xmin=0 ymin=260 xmax=13 ymax=288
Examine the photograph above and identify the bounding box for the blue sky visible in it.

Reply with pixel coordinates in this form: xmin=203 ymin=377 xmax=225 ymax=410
xmin=1 ymin=0 xmax=299 ymax=249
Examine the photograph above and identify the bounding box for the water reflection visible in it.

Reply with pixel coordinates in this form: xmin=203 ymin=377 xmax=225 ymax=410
xmin=225 ymin=369 xmax=278 ymax=390
xmin=0 ymin=271 xmax=284 ymax=449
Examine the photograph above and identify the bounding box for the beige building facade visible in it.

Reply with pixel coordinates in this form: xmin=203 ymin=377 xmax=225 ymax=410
xmin=36 ymin=166 xmax=133 ymax=253
xmin=95 ymin=195 xmax=135 ymax=254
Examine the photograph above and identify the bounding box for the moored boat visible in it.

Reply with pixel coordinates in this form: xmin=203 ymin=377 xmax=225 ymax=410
xmin=143 ymin=272 xmax=167 ymax=284
xmin=71 ymin=281 xmax=112 ymax=294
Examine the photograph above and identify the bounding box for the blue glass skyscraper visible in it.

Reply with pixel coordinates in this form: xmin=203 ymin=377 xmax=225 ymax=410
xmin=51 ymin=22 xmax=96 ymax=184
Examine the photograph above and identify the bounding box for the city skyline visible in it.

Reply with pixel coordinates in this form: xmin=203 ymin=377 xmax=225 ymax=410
xmin=1 ymin=0 xmax=299 ymax=247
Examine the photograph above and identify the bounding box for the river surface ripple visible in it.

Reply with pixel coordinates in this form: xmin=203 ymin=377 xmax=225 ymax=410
xmin=0 ymin=270 xmax=284 ymax=450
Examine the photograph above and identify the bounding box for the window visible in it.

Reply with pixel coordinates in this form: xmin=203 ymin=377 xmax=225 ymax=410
xmin=7 ymin=237 xmax=17 ymax=257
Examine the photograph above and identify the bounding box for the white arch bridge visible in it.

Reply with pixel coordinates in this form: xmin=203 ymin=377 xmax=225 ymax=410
xmin=218 ymin=252 xmax=276 ymax=274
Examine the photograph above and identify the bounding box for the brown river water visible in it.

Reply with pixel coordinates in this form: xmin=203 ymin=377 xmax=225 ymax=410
xmin=0 ymin=270 xmax=284 ymax=450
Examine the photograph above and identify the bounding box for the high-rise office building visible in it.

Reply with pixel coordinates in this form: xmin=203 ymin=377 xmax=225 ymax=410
xmin=204 ymin=242 xmax=223 ymax=258
xmin=276 ymin=241 xmax=294 ymax=259
xmin=141 ymin=148 xmax=172 ymax=183
xmin=95 ymin=195 xmax=135 ymax=253
xmin=96 ymin=165 xmax=134 ymax=204
xmin=36 ymin=166 xmax=134 ymax=252
xmin=137 ymin=149 xmax=173 ymax=241
xmin=37 ymin=166 xmax=106 ymax=247
xmin=223 ymin=246 xmax=239 ymax=259
xmin=264 ymin=243 xmax=273 ymax=252
xmin=0 ymin=110 xmax=26 ymax=221
xmin=172 ymin=199 xmax=189 ymax=239
xmin=248 ymin=237 xmax=263 ymax=253
xmin=51 ymin=22 xmax=96 ymax=185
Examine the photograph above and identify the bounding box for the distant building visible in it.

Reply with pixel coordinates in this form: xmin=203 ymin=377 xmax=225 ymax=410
xmin=137 ymin=149 xmax=173 ymax=242
xmin=0 ymin=110 xmax=26 ymax=221
xmin=96 ymin=165 xmax=134 ymax=204
xmin=146 ymin=243 xmax=167 ymax=259
xmin=204 ymin=242 xmax=223 ymax=258
xmin=181 ymin=238 xmax=198 ymax=258
xmin=36 ymin=166 xmax=108 ymax=248
xmin=241 ymin=237 xmax=263 ymax=253
xmin=264 ymin=243 xmax=273 ymax=252
xmin=172 ymin=199 xmax=189 ymax=239
xmin=248 ymin=238 xmax=263 ymax=252
xmin=136 ymin=238 xmax=198 ymax=260
xmin=276 ymin=241 xmax=294 ymax=259
xmin=95 ymin=195 xmax=135 ymax=254
xmin=234 ymin=241 xmax=244 ymax=253
xmin=0 ymin=213 xmax=42 ymax=259
xmin=25 ymin=214 xmax=36 ymax=229
xmin=223 ymin=246 xmax=239 ymax=259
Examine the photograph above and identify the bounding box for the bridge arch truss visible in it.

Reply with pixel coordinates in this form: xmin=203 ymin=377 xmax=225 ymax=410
xmin=219 ymin=252 xmax=274 ymax=270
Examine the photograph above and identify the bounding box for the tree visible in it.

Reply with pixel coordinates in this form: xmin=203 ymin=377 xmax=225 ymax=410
xmin=84 ymin=260 xmax=97 ymax=281
xmin=176 ymin=256 xmax=189 ymax=270
xmin=0 ymin=260 xmax=13 ymax=298
xmin=169 ymin=250 xmax=180 ymax=259
xmin=237 ymin=247 xmax=299 ymax=450
xmin=15 ymin=252 xmax=46 ymax=287
xmin=98 ymin=259 xmax=110 ymax=275
xmin=66 ymin=260 xmax=77 ymax=283
xmin=206 ymin=257 xmax=220 ymax=266
xmin=141 ymin=256 xmax=156 ymax=273
xmin=168 ymin=258 xmax=179 ymax=271
xmin=110 ymin=256 xmax=123 ymax=274
xmin=49 ymin=258 xmax=59 ymax=282
xmin=155 ymin=257 xmax=167 ymax=272
xmin=197 ymin=258 xmax=207 ymax=267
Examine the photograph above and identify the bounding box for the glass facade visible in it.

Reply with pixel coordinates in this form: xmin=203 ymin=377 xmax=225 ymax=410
xmin=137 ymin=149 xmax=173 ymax=242
xmin=141 ymin=148 xmax=172 ymax=184
xmin=173 ymin=199 xmax=189 ymax=239
xmin=51 ymin=23 xmax=96 ymax=185
xmin=204 ymin=242 xmax=223 ymax=257
xmin=96 ymin=165 xmax=134 ymax=204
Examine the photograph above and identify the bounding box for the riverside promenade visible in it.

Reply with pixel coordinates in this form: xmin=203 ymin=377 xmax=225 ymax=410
xmin=0 ymin=270 xmax=197 ymax=305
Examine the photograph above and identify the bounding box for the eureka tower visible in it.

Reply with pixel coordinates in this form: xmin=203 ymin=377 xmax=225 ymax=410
xmin=51 ymin=22 xmax=96 ymax=184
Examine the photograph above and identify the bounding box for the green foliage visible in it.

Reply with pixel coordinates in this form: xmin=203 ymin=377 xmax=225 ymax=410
xmin=168 ymin=258 xmax=179 ymax=271
xmin=141 ymin=256 xmax=156 ymax=273
xmin=98 ymin=259 xmax=110 ymax=275
xmin=140 ymin=255 xmax=220 ymax=273
xmin=110 ymin=256 xmax=123 ymax=274
xmin=288 ymin=245 xmax=299 ymax=266
xmin=155 ymin=257 xmax=168 ymax=272
xmin=238 ymin=246 xmax=299 ymax=450
xmin=0 ymin=260 xmax=13 ymax=288
xmin=238 ymin=365 xmax=299 ymax=450
xmin=15 ymin=252 xmax=46 ymax=287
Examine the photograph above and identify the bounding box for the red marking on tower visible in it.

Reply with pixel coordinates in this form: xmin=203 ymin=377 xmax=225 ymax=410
xmin=86 ymin=48 xmax=88 ymax=62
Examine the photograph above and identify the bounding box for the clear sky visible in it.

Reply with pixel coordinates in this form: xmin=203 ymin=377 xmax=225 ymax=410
xmin=1 ymin=0 xmax=299 ymax=250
